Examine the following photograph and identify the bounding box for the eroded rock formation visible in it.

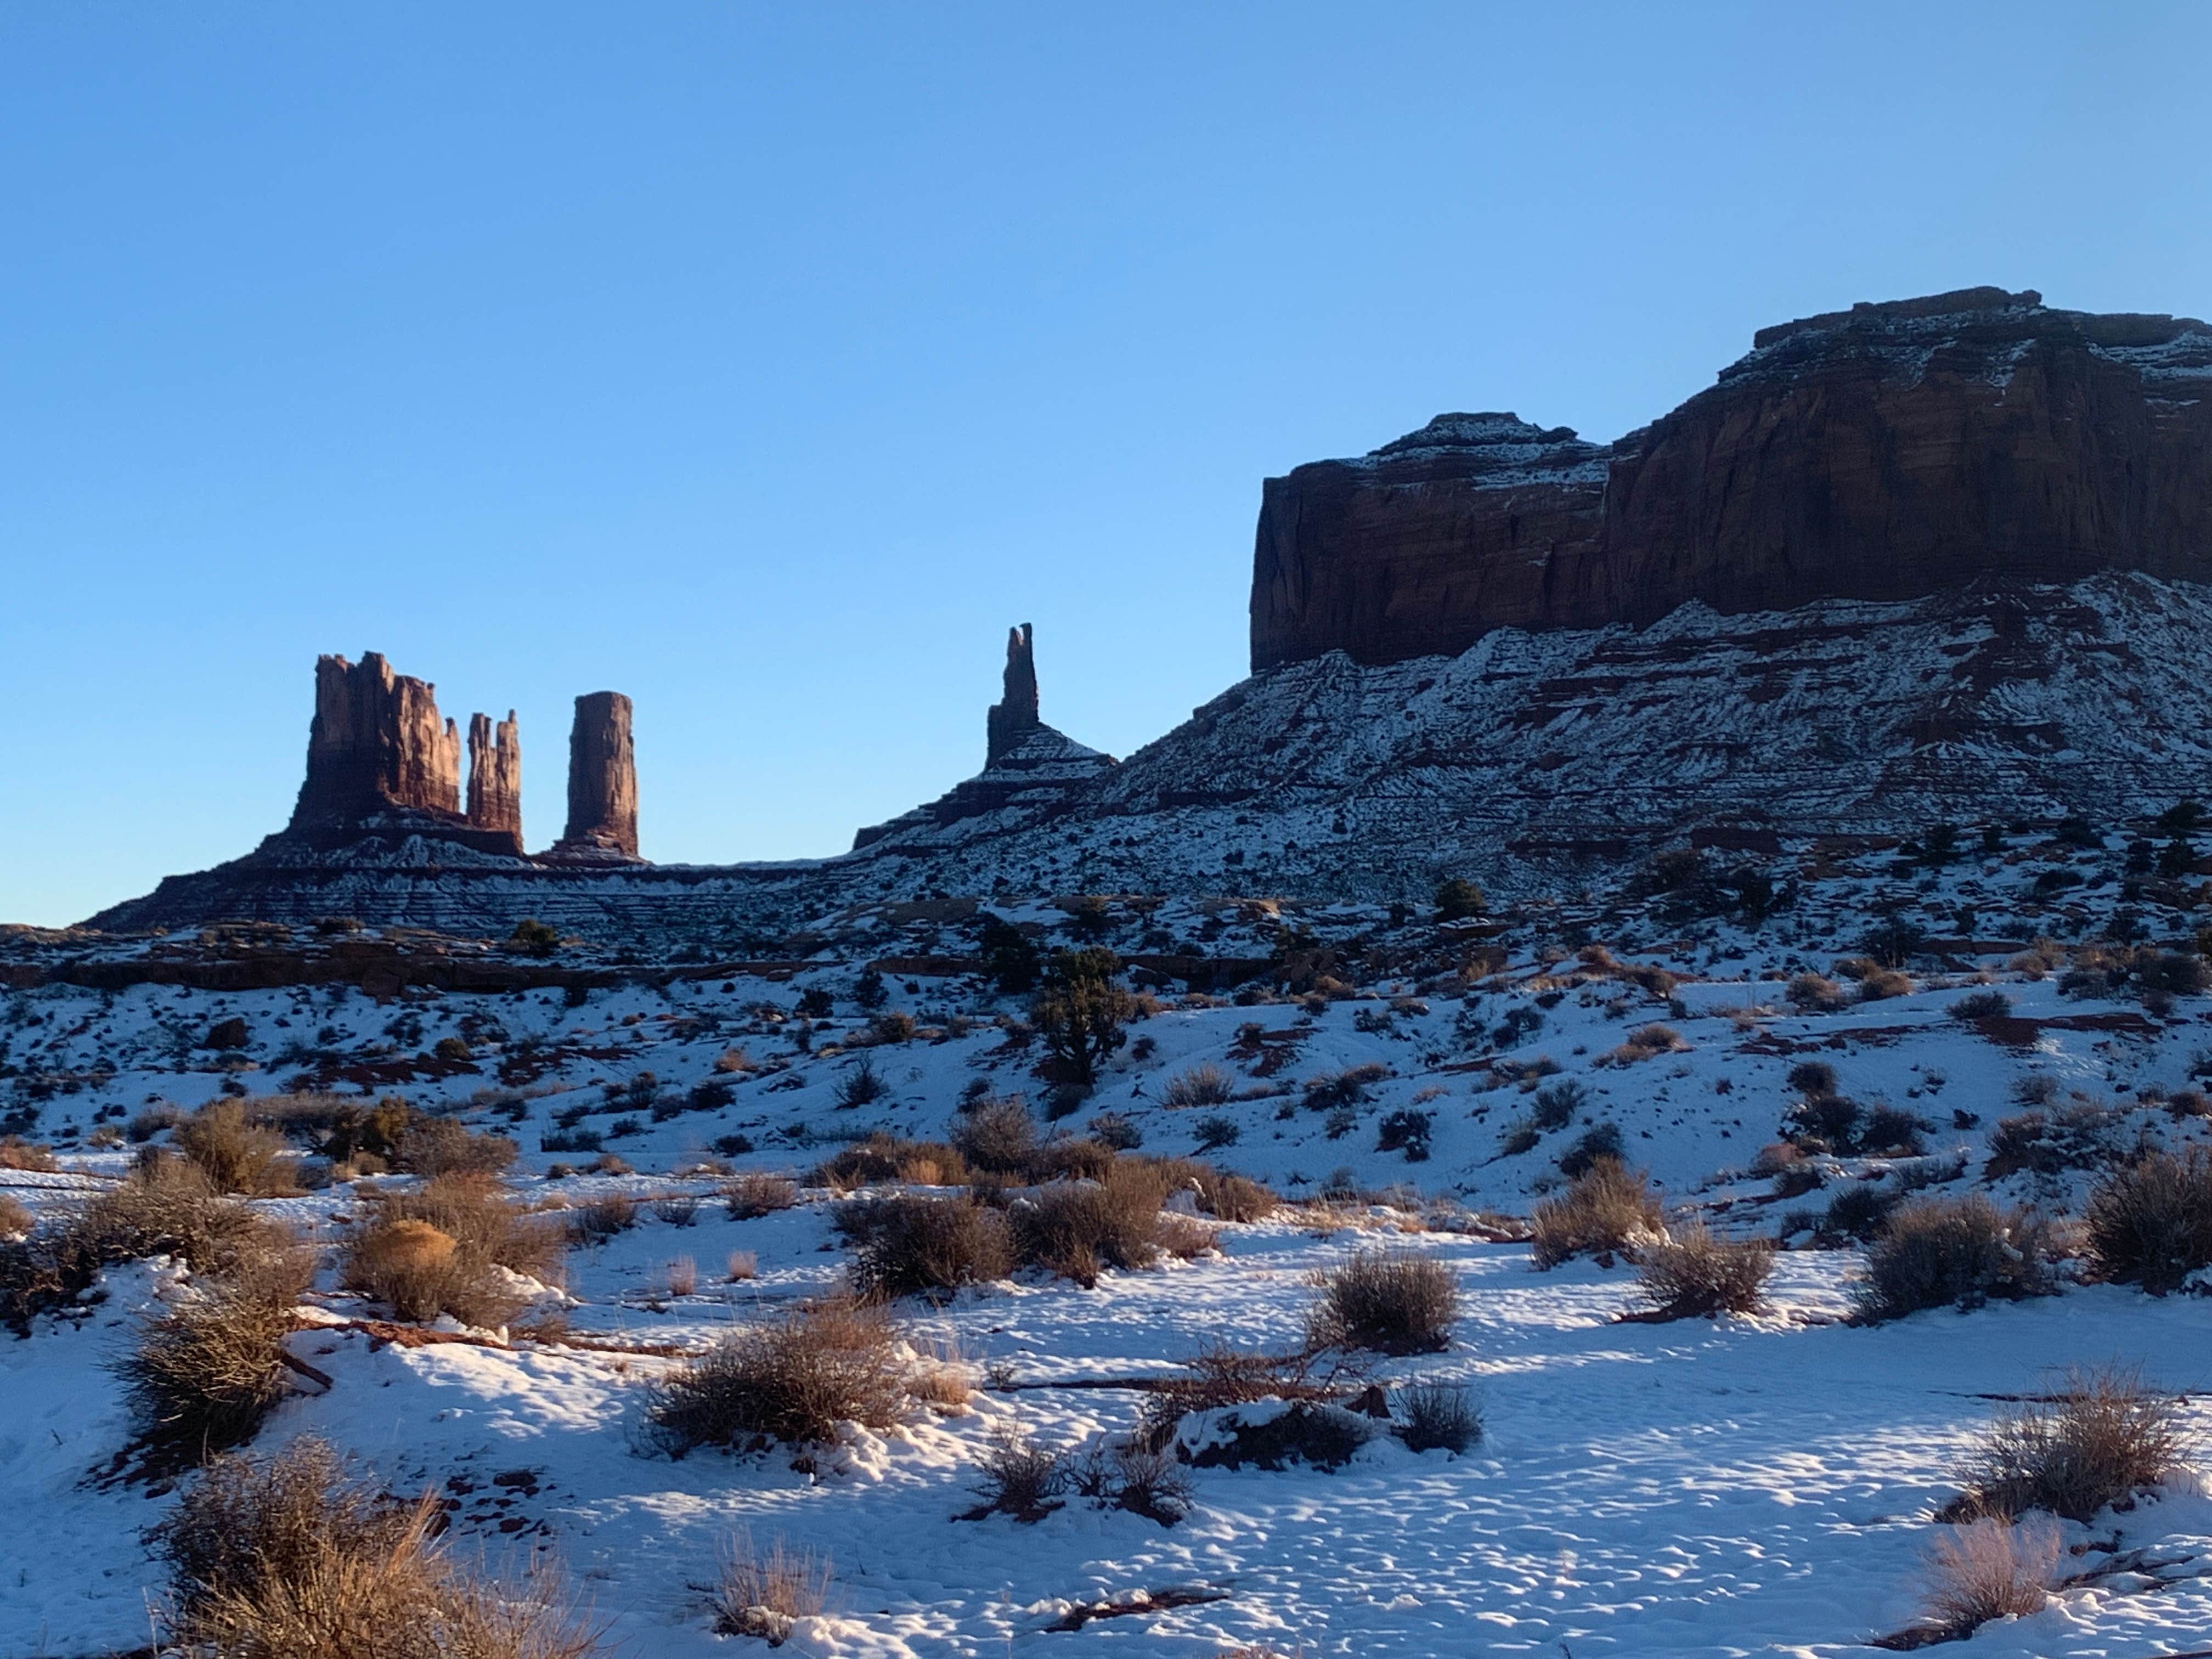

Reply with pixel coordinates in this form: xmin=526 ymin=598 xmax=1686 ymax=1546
xmin=465 ymin=711 xmax=522 ymax=854
xmin=290 ymin=653 xmax=462 ymax=830
xmin=551 ymin=692 xmax=640 ymax=861
xmin=1252 ymin=288 xmax=2212 ymax=668
xmin=986 ymin=624 xmax=1042 ymax=766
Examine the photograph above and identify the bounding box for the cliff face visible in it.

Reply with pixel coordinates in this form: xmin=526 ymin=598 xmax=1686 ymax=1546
xmin=291 ymin=653 xmax=464 ymax=830
xmin=465 ymin=711 xmax=523 ymax=854
xmin=1252 ymin=289 xmax=2212 ymax=668
xmin=551 ymin=692 xmax=640 ymax=861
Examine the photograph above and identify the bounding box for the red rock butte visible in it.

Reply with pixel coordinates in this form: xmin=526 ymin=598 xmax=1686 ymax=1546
xmin=1251 ymin=287 xmax=2212 ymax=669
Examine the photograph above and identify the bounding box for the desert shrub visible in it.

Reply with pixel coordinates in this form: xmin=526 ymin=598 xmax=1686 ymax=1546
xmin=1787 ymin=1092 xmax=1862 ymax=1153
xmin=712 ymin=1532 xmax=832 ymax=1641
xmin=838 ymin=1194 xmax=1013 ymax=1299
xmin=1633 ymin=1226 xmax=1772 ymax=1318
xmin=392 ymin=1116 xmax=517 ymax=1180
xmin=511 ymin=916 xmax=562 ymax=956
xmin=1921 ymin=1519 xmax=2058 ymax=1636
xmin=1855 ymin=1194 xmax=2055 ymax=1321
xmin=1787 ymin=1059 xmax=1841 ymax=1097
xmin=812 ymin=1134 xmax=968 ymax=1189
xmin=1946 ymin=1367 xmax=2188 ymax=1523
xmin=1557 ymin=1121 xmax=1624 ymax=1178
xmin=1499 ymin=1121 xmax=1541 ymax=1157
xmin=1613 ymin=1023 xmax=1684 ymax=1060
xmin=1087 ymin=1111 xmax=1142 ymax=1150
xmin=1856 ymin=969 xmax=1912 ymax=1002
xmin=961 ymin=1427 xmax=1067 ymax=1522
xmin=1302 ymin=1063 xmax=1390 ymax=1113
xmin=1529 ymin=1081 xmax=1584 ymax=1131
xmin=120 ymin=1248 xmax=313 ymax=1467
xmin=950 ymin=1097 xmax=1040 ymax=1173
xmin=1136 ymin=1342 xmax=1346 ymax=1447
xmin=0 ymin=1136 xmax=57 ymax=1171
xmin=1433 ymin=877 xmax=1486 ymax=921
xmin=2085 ymin=1149 xmax=2212 ymax=1293
xmin=176 ymin=1101 xmax=294 ymax=1195
xmin=1161 ymin=1064 xmax=1235 ymax=1109
xmin=1074 ymin=1440 xmax=1194 ymax=1523
xmin=151 ymin=1437 xmax=597 ymax=1659
xmin=870 ymin=1011 xmax=917 ymax=1046
xmin=343 ymin=1175 xmax=562 ymax=1328
xmin=1007 ymin=1163 xmax=1173 ymax=1286
xmin=1025 ymin=1136 xmax=1114 ymax=1183
xmin=1984 ymin=1101 xmax=2124 ymax=1178
xmin=2136 ymin=951 xmax=2209 ymax=997
xmin=1396 ymin=1384 xmax=1482 ymax=1454
xmin=1192 ymin=1114 xmax=1240 ymax=1152
xmin=1530 ymin=1158 xmax=1663 ymax=1268
xmin=1951 ymin=989 xmax=2014 ymax=1021
xmin=1822 ymin=1181 xmax=1899 ymax=1240
xmin=1307 ymin=1248 xmax=1457 ymax=1353
xmin=1374 ymin=1108 xmax=1432 ymax=1161
xmin=1786 ymin=974 xmax=1849 ymax=1013
xmin=651 ymin=1192 xmax=699 ymax=1227
xmin=0 ymin=1195 xmax=29 ymax=1237
xmin=724 ymin=1172 xmax=801 ymax=1217
xmin=833 ymin=1057 xmax=885 ymax=1110
xmin=1859 ymin=1104 xmax=1927 ymax=1156
xmin=642 ymin=1302 xmax=906 ymax=1452
xmin=1193 ymin=1167 xmax=1274 ymax=1223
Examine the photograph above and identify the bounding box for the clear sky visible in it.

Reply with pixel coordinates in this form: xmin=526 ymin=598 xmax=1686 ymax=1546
xmin=5 ymin=2 xmax=2209 ymax=927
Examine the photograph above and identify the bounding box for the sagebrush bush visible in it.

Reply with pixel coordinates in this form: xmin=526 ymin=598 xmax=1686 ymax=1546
xmin=1161 ymin=1064 xmax=1235 ymax=1109
xmin=392 ymin=1117 xmax=518 ymax=1179
xmin=950 ymin=1097 xmax=1039 ymax=1174
xmin=1951 ymin=989 xmax=2015 ymax=1022
xmin=120 ymin=1248 xmax=313 ymax=1468
xmin=643 ymin=1302 xmax=906 ymax=1452
xmin=724 ymin=1171 xmax=802 ymax=1216
xmin=1136 ymin=1342 xmax=1343 ymax=1446
xmin=1946 ymin=1367 xmax=2188 ymax=1523
xmin=1633 ymin=1226 xmax=1772 ymax=1318
xmin=341 ymin=1176 xmax=562 ymax=1328
xmin=0 ymin=1136 xmax=57 ymax=1171
xmin=152 ymin=1438 xmax=598 ymax=1659
xmin=837 ymin=1194 xmax=1013 ymax=1299
xmin=961 ymin=1427 xmax=1067 ymax=1523
xmin=1984 ymin=1101 xmax=2123 ymax=1178
xmin=176 ymin=1101 xmax=295 ymax=1195
xmin=1922 ymin=1519 xmax=2058 ymax=1635
xmin=0 ymin=1195 xmax=31 ymax=1238
xmin=1397 ymin=1383 xmax=1482 ymax=1454
xmin=1529 ymin=1158 xmax=1664 ymax=1268
xmin=1786 ymin=974 xmax=1849 ymax=1013
xmin=1006 ymin=1162 xmax=1175 ymax=1286
xmin=1857 ymin=968 xmax=1912 ymax=1002
xmin=2085 ymin=1149 xmax=2212 ymax=1293
xmin=1854 ymin=1194 xmax=2055 ymax=1321
xmin=1307 ymin=1249 xmax=1457 ymax=1354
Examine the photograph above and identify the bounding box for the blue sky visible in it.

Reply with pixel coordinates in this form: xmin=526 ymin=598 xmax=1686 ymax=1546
xmin=5 ymin=3 xmax=2209 ymax=926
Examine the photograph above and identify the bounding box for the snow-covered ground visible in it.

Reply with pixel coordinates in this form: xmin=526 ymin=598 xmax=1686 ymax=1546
xmin=9 ymin=829 xmax=2212 ymax=1654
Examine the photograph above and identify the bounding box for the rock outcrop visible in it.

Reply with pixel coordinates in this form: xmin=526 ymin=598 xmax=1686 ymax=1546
xmin=550 ymin=692 xmax=641 ymax=862
xmin=986 ymin=624 xmax=1042 ymax=765
xmin=290 ymin=653 xmax=464 ymax=830
xmin=854 ymin=624 xmax=1115 ymax=851
xmin=1252 ymin=288 xmax=2212 ymax=668
xmin=465 ymin=711 xmax=522 ymax=854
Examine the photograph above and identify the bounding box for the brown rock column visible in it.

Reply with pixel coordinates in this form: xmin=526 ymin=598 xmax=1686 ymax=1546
xmin=465 ymin=710 xmax=523 ymax=851
xmin=555 ymin=691 xmax=639 ymax=859
xmin=291 ymin=652 xmax=462 ymax=829
xmin=985 ymin=623 xmax=1041 ymax=766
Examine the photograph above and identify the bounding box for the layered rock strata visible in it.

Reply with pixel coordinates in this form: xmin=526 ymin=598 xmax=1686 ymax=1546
xmin=1252 ymin=288 xmax=2212 ymax=668
xmin=550 ymin=692 xmax=641 ymax=861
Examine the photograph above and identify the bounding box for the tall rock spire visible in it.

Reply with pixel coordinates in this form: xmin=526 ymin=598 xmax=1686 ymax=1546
xmin=465 ymin=710 xmax=523 ymax=853
xmin=290 ymin=652 xmax=461 ymax=830
xmin=985 ymin=623 xmax=1041 ymax=766
xmin=552 ymin=691 xmax=640 ymax=860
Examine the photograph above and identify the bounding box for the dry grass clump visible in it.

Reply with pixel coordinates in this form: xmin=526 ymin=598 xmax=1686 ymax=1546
xmin=1857 ymin=968 xmax=1912 ymax=1002
xmin=392 ymin=1116 xmax=519 ymax=1179
xmin=1396 ymin=1383 xmax=1483 ymax=1454
xmin=119 ymin=1248 xmax=313 ymax=1468
xmin=177 ymin=1101 xmax=296 ymax=1195
xmin=342 ymin=1175 xmax=562 ymax=1328
xmin=811 ymin=1133 xmax=971 ymax=1189
xmin=712 ymin=1532 xmax=831 ymax=1641
xmin=0 ymin=1136 xmax=57 ymax=1171
xmin=1854 ymin=1194 xmax=2055 ymax=1322
xmin=837 ymin=1193 xmax=1014 ymax=1299
xmin=2085 ymin=1149 xmax=2212 ymax=1294
xmin=1306 ymin=1248 xmax=1457 ymax=1353
xmin=1787 ymin=973 xmax=1850 ymax=1013
xmin=152 ymin=1438 xmax=598 ymax=1658
xmin=1072 ymin=1438 xmax=1195 ymax=1524
xmin=0 ymin=1194 xmax=32 ymax=1238
xmin=1921 ymin=1519 xmax=2059 ymax=1635
xmin=1136 ymin=1342 xmax=1347 ymax=1447
xmin=1634 ymin=1226 xmax=1773 ymax=1318
xmin=724 ymin=1171 xmax=802 ymax=1217
xmin=642 ymin=1301 xmax=906 ymax=1453
xmin=1945 ymin=1366 xmax=2189 ymax=1523
xmin=1529 ymin=1158 xmax=1664 ymax=1268
xmin=564 ymin=1194 xmax=639 ymax=1245
xmin=1161 ymin=1063 xmax=1236 ymax=1109
xmin=950 ymin=1097 xmax=1040 ymax=1174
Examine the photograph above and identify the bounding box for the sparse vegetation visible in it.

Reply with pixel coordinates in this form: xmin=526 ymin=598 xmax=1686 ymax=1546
xmin=950 ymin=1096 xmax=1040 ymax=1173
xmin=1031 ymin=949 xmax=1132 ymax=1086
xmin=176 ymin=1100 xmax=295 ymax=1195
xmin=838 ymin=1193 xmax=1014 ymax=1298
xmin=724 ymin=1172 xmax=802 ymax=1217
xmin=1396 ymin=1383 xmax=1482 ymax=1454
xmin=119 ymin=1246 xmax=314 ymax=1467
xmin=1920 ymin=1519 xmax=2058 ymax=1637
xmin=712 ymin=1532 xmax=832 ymax=1641
xmin=1633 ymin=1226 xmax=1772 ymax=1318
xmin=1307 ymin=1248 xmax=1457 ymax=1354
xmin=341 ymin=1175 xmax=562 ymax=1328
xmin=1855 ymin=1194 xmax=2055 ymax=1321
xmin=961 ymin=1427 xmax=1067 ymax=1523
xmin=642 ymin=1301 xmax=906 ymax=1453
xmin=2085 ymin=1148 xmax=2212 ymax=1293
xmin=1161 ymin=1063 xmax=1235 ymax=1108
xmin=1945 ymin=1367 xmax=2188 ymax=1523
xmin=1530 ymin=1158 xmax=1663 ymax=1268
